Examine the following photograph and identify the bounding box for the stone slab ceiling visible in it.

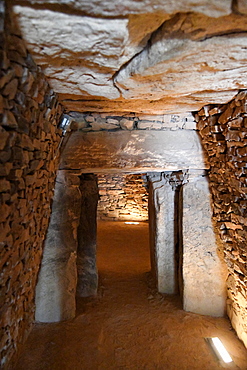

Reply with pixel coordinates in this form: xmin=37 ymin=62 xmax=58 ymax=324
xmin=10 ymin=0 xmax=247 ymax=113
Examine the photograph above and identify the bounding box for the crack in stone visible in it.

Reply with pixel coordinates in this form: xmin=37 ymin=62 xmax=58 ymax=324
xmin=113 ymin=11 xmax=247 ymax=88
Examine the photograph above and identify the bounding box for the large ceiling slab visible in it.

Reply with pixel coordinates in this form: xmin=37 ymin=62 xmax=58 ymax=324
xmin=10 ymin=0 xmax=247 ymax=113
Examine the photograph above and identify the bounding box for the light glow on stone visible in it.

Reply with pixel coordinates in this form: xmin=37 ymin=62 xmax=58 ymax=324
xmin=125 ymin=222 xmax=140 ymax=225
xmin=211 ymin=337 xmax=233 ymax=363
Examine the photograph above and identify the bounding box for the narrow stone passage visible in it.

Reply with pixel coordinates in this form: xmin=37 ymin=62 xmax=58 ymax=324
xmin=14 ymin=222 xmax=247 ymax=370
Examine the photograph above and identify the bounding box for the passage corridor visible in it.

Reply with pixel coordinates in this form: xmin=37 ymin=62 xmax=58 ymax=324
xmin=14 ymin=222 xmax=247 ymax=369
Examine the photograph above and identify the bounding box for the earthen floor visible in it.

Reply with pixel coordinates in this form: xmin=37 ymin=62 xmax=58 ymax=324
xmin=14 ymin=221 xmax=247 ymax=370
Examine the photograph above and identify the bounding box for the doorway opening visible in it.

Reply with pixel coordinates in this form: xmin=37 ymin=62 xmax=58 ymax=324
xmin=95 ymin=173 xmax=151 ymax=298
xmin=97 ymin=173 xmax=149 ymax=222
xmin=76 ymin=171 xmax=185 ymax=302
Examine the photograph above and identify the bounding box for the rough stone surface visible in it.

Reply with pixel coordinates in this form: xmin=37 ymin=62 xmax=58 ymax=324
xmin=60 ymin=91 xmax=240 ymax=115
xmin=97 ymin=174 xmax=148 ymax=221
xmin=0 ymin=5 xmax=63 ymax=368
xmin=197 ymin=91 xmax=247 ymax=348
xmin=77 ymin=174 xmax=98 ymax=297
xmin=148 ymin=170 xmax=227 ymax=315
xmin=11 ymin=0 xmax=232 ymax=17
xmin=60 ymin=130 xmax=208 ymax=173
xmin=148 ymin=173 xmax=177 ymax=294
xmin=10 ymin=1 xmax=247 ymax=114
xmin=69 ymin=112 xmax=196 ymax=131
xmin=35 ymin=171 xmax=81 ymax=323
xmin=115 ymin=15 xmax=247 ymax=103
xmin=182 ymin=171 xmax=227 ymax=317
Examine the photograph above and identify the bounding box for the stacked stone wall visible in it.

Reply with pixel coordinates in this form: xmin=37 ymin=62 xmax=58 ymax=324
xmin=97 ymin=174 xmax=148 ymax=221
xmin=0 ymin=4 xmax=63 ymax=368
xmin=68 ymin=111 xmax=196 ymax=131
xmin=196 ymin=91 xmax=247 ymax=347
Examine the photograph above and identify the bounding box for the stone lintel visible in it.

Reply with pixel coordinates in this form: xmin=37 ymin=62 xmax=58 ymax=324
xmin=60 ymin=130 xmax=208 ymax=173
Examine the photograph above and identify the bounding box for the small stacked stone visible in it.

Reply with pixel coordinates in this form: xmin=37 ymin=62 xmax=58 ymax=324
xmin=97 ymin=174 xmax=148 ymax=221
xmin=195 ymin=91 xmax=247 ymax=347
xmin=69 ymin=112 xmax=196 ymax=131
xmin=0 ymin=6 xmax=63 ymax=369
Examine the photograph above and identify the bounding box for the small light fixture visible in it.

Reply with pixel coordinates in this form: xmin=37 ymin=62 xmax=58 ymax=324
xmin=54 ymin=115 xmax=74 ymax=159
xmin=58 ymin=115 xmax=72 ymax=134
xmin=206 ymin=337 xmax=233 ymax=364
xmin=125 ymin=221 xmax=140 ymax=225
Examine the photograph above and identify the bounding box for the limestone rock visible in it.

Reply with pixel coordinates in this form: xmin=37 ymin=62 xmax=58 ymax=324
xmin=35 ymin=171 xmax=82 ymax=322
xmin=120 ymin=118 xmax=134 ymax=130
xmin=114 ymin=33 xmax=247 ymax=101
xmin=12 ymin=6 xmax=130 ymax=99
xmin=60 ymin=130 xmax=208 ymax=172
xmin=77 ymin=174 xmax=98 ymax=297
xmin=11 ymin=0 xmax=232 ymax=17
xmin=12 ymin=2 xmax=247 ymax=113
xmin=182 ymin=173 xmax=227 ymax=316
xmin=61 ymin=91 xmax=239 ymax=115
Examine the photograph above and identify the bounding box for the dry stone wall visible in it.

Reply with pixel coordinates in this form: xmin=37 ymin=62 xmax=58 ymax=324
xmin=97 ymin=174 xmax=148 ymax=221
xmin=69 ymin=111 xmax=196 ymax=131
xmin=0 ymin=4 xmax=63 ymax=368
xmin=196 ymin=91 xmax=247 ymax=347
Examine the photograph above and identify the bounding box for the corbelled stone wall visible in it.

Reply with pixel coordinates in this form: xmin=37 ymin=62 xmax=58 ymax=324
xmin=0 ymin=4 xmax=63 ymax=368
xmin=97 ymin=174 xmax=148 ymax=221
xmin=196 ymin=91 xmax=247 ymax=347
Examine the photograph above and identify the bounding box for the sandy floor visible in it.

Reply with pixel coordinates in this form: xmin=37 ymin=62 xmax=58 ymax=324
xmin=14 ymin=221 xmax=247 ymax=370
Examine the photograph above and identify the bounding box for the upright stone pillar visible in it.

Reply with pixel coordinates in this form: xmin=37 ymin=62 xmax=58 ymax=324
xmin=35 ymin=170 xmax=81 ymax=322
xmin=77 ymin=174 xmax=99 ymax=297
xmin=148 ymin=173 xmax=177 ymax=294
xmin=182 ymin=170 xmax=227 ymax=316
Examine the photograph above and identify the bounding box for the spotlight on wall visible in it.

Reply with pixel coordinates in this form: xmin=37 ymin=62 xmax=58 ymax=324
xmin=125 ymin=221 xmax=140 ymax=225
xmin=58 ymin=115 xmax=72 ymax=135
xmin=206 ymin=337 xmax=233 ymax=364
xmin=54 ymin=115 xmax=73 ymax=159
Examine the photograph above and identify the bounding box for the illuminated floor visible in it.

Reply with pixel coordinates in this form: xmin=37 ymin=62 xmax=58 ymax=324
xmin=14 ymin=222 xmax=247 ymax=369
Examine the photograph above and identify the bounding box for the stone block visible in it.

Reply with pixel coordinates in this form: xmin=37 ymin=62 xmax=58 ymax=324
xmin=120 ymin=118 xmax=134 ymax=130
xmin=137 ymin=120 xmax=163 ymax=130
xmin=35 ymin=251 xmax=77 ymax=322
xmin=3 ymin=78 xmax=18 ymax=100
xmin=182 ymin=173 xmax=227 ymax=316
xmin=60 ymin=130 xmax=208 ymax=172
xmin=0 ymin=70 xmax=15 ymax=89
xmin=2 ymin=110 xmax=18 ymax=128
xmin=0 ymin=179 xmax=11 ymax=192
xmin=107 ymin=118 xmax=119 ymax=125
xmin=0 ymin=128 xmax=9 ymax=150
xmin=148 ymin=174 xmax=177 ymax=294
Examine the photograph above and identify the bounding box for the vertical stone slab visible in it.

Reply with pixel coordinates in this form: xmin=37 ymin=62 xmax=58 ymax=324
xmin=183 ymin=170 xmax=227 ymax=316
xmin=148 ymin=173 xmax=177 ymax=294
xmin=35 ymin=171 xmax=81 ymax=322
xmin=77 ymin=174 xmax=99 ymax=297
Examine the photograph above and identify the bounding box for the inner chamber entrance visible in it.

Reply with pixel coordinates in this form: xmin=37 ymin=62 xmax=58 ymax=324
xmin=77 ymin=172 xmax=184 ymax=302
